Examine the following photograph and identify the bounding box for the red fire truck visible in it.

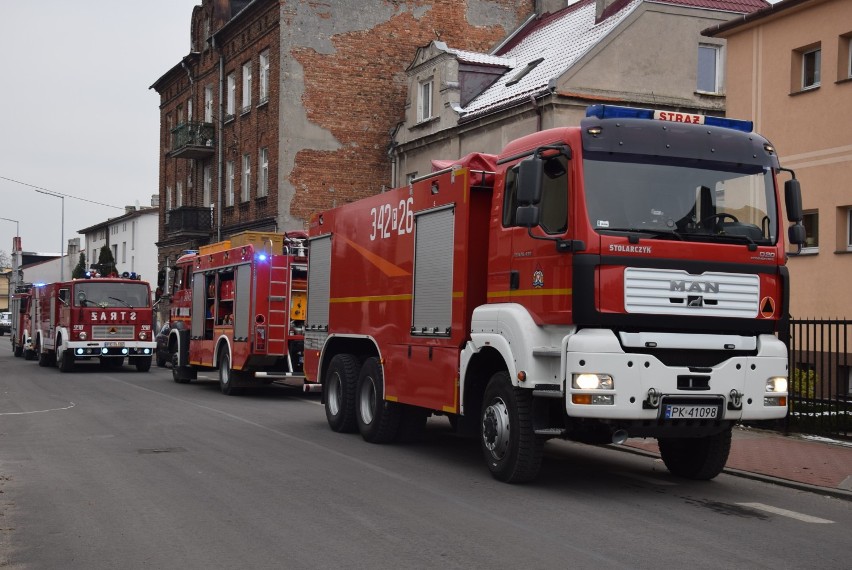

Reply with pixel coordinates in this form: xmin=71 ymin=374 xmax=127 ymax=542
xmin=166 ymin=231 xmax=309 ymax=395
xmin=305 ymin=105 xmax=806 ymax=483
xmin=31 ymin=274 xmax=157 ymax=372
xmin=9 ymin=284 xmax=34 ymax=359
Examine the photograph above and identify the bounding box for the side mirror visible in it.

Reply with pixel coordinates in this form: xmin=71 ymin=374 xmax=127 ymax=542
xmin=788 ymin=223 xmax=806 ymax=246
xmin=517 ymin=157 xmax=544 ymax=205
xmin=516 ymin=205 xmax=541 ymax=228
xmin=784 ymin=179 xmax=803 ymax=222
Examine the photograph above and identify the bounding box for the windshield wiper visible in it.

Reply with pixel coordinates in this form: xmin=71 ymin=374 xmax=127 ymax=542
xmin=602 ymin=228 xmax=684 ymax=241
xmin=108 ymin=296 xmax=133 ymax=308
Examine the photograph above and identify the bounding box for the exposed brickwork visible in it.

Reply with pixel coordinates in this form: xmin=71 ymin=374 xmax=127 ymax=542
xmin=288 ymin=0 xmax=533 ymax=222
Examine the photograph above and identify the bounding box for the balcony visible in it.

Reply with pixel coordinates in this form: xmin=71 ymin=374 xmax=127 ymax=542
xmin=169 ymin=122 xmax=215 ymax=159
xmin=164 ymin=206 xmax=213 ymax=239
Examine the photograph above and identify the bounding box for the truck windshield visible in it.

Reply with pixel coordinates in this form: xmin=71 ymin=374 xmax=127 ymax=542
xmin=583 ymin=153 xmax=778 ymax=245
xmin=73 ymin=283 xmax=150 ymax=308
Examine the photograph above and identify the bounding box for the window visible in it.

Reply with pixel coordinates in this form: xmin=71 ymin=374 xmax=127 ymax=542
xmin=226 ymin=73 xmax=236 ymax=118
xmin=801 ymin=211 xmax=818 ymax=252
xmin=112 ymin=244 xmax=118 ymax=261
xmin=122 ymin=242 xmax=127 ymax=264
xmin=803 ymin=48 xmax=821 ymax=89
xmin=177 ymin=105 xmax=184 ymax=126
xmin=259 ymin=50 xmax=270 ymax=103
xmin=417 ymin=79 xmax=433 ymax=122
xmin=406 ymin=172 xmax=418 ymax=184
xmin=187 ymin=99 xmax=193 ymax=122
xmin=166 ymin=185 xmax=172 ymax=209
xmin=242 ymin=154 xmax=251 ymax=202
xmin=258 ymin=148 xmax=269 ymax=197
xmin=847 ymin=208 xmax=852 ymax=251
xmin=203 ymin=164 xmax=212 ymax=207
xmin=506 ymin=57 xmax=544 ymax=87
xmin=204 ymin=85 xmax=213 ymax=123
xmin=241 ymin=62 xmax=252 ymax=113
xmin=176 ymin=181 xmax=183 ymax=208
xmin=226 ymin=160 xmax=235 ymax=206
xmin=697 ymin=44 xmax=722 ymax=93
xmin=502 ymin=155 xmax=569 ymax=234
xmin=848 ymin=37 xmax=852 ymax=78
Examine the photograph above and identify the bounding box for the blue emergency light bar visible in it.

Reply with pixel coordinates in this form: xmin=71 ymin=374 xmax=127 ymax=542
xmin=585 ymin=104 xmax=753 ymax=133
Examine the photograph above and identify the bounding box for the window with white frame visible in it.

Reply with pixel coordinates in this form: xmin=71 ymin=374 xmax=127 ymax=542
xmin=698 ymin=44 xmax=722 ymax=93
xmin=187 ymin=99 xmax=193 ymax=122
xmin=258 ymin=147 xmax=269 ymax=197
xmin=166 ymin=186 xmax=172 ymax=210
xmin=226 ymin=73 xmax=236 ymax=118
xmin=122 ymin=242 xmax=127 ymax=263
xmin=803 ymin=47 xmax=821 ymax=89
xmin=176 ymin=181 xmax=183 ymax=208
xmin=847 ymin=36 xmax=852 ymax=79
xmin=204 ymin=85 xmax=213 ymax=123
xmin=801 ymin=211 xmax=818 ymax=252
xmin=242 ymin=61 xmax=252 ymax=113
xmin=242 ymin=154 xmax=251 ymax=202
xmin=259 ymin=50 xmax=270 ymax=103
xmin=226 ymin=160 xmax=235 ymax=206
xmin=417 ymin=79 xmax=433 ymax=122
xmin=203 ymin=164 xmax=212 ymax=207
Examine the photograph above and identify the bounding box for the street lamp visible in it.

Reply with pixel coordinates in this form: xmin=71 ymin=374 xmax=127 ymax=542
xmin=0 ymin=216 xmax=19 ymax=238
xmin=35 ymin=189 xmax=65 ymax=281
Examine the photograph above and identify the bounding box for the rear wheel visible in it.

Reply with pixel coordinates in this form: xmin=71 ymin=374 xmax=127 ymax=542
xmin=659 ymin=428 xmax=732 ymax=480
xmin=356 ymin=357 xmax=400 ymax=443
xmin=133 ymin=356 xmax=152 ymax=372
xmin=37 ymin=341 xmax=54 ymax=367
xmin=480 ymin=371 xmax=543 ymax=483
xmin=218 ymin=351 xmax=242 ymax=396
xmin=171 ymin=349 xmax=193 ymax=384
xmin=13 ymin=340 xmax=23 ymax=358
xmin=156 ymin=351 xmax=167 ymax=368
xmin=324 ymin=354 xmax=359 ymax=433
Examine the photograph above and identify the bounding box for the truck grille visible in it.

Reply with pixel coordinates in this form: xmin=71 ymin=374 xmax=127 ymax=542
xmin=624 ymin=268 xmax=759 ymax=318
xmin=91 ymin=325 xmax=136 ymax=340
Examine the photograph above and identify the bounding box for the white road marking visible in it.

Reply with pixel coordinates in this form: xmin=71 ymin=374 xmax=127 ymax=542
xmin=736 ymin=502 xmax=834 ymax=524
xmin=0 ymin=402 xmax=76 ymax=416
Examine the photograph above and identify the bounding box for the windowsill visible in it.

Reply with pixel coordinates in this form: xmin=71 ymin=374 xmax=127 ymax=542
xmin=835 ymin=77 xmax=852 ymax=85
xmin=257 ymin=98 xmax=269 ymax=109
xmin=256 ymin=195 xmax=268 ymax=201
xmin=411 ymin=116 xmax=439 ymax=129
xmin=834 ymin=249 xmax=852 ymax=254
xmin=791 ymin=247 xmax=819 ymax=256
xmin=224 ymin=114 xmax=235 ymax=124
xmin=240 ymin=106 xmax=251 ymax=116
xmin=789 ymin=85 xmax=820 ymax=96
xmin=694 ymin=90 xmax=725 ymax=98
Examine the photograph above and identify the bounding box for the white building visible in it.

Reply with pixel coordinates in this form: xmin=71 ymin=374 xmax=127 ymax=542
xmin=78 ymin=206 xmax=159 ymax=286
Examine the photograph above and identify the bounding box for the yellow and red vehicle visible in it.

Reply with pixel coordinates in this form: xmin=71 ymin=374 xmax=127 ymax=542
xmin=9 ymin=284 xmax=34 ymax=359
xmin=31 ymin=274 xmax=156 ymax=372
xmin=166 ymin=231 xmax=308 ymax=395
xmin=305 ymin=105 xmax=806 ymax=483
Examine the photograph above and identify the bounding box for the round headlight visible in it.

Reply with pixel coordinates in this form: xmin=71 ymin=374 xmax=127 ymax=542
xmin=79 ymin=331 xmax=88 ymax=340
xmin=139 ymin=331 xmax=148 ymax=341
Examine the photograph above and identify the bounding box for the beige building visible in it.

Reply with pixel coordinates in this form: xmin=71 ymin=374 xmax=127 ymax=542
xmin=705 ymin=0 xmax=852 ymax=319
xmin=392 ymin=0 xmax=771 ymax=184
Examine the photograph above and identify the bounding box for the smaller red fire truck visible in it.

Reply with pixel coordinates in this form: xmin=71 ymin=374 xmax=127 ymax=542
xmin=30 ymin=273 xmax=156 ymax=372
xmin=9 ymin=284 xmax=34 ymax=359
xmin=166 ymin=231 xmax=309 ymax=395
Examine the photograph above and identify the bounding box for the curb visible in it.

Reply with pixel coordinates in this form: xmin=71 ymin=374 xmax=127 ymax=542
xmin=612 ymin=444 xmax=852 ymax=502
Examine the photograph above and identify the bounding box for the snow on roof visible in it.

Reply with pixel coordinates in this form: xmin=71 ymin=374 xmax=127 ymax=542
xmin=458 ymin=0 xmax=768 ymax=119
xmin=443 ymin=46 xmax=514 ymax=68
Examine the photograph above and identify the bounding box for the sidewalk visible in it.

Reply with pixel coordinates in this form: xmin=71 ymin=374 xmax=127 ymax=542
xmin=624 ymin=425 xmax=852 ymax=500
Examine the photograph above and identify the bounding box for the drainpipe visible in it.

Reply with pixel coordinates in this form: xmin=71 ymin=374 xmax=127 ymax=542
xmin=530 ymin=94 xmax=542 ymax=132
xmin=212 ymin=36 xmax=224 ymax=243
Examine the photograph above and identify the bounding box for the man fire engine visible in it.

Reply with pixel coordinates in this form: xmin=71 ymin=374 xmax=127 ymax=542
xmin=30 ymin=273 xmax=156 ymax=372
xmin=305 ymin=104 xmax=806 ymax=483
xmin=166 ymin=231 xmax=308 ymax=395
xmin=9 ymin=284 xmax=34 ymax=359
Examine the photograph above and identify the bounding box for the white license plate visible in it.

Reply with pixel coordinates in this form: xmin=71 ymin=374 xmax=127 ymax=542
xmin=664 ymin=405 xmax=719 ymax=419
xmin=104 ymin=341 xmax=125 ymax=348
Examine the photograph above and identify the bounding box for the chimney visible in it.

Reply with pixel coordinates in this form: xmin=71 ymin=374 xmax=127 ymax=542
xmin=151 ymin=194 xmax=160 ymax=207
xmin=125 ymin=206 xmax=135 ymax=214
xmin=536 ymin=0 xmax=569 ymax=14
xmin=596 ymin=0 xmax=620 ymax=21
xmin=67 ymin=237 xmax=80 ymax=257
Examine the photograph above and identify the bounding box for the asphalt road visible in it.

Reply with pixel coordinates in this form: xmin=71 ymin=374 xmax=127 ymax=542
xmin=1 ymin=340 xmax=850 ymax=569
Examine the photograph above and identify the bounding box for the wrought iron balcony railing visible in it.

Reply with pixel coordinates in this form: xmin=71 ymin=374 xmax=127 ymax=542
xmin=169 ymin=122 xmax=215 ymax=159
xmin=164 ymin=206 xmax=213 ymax=238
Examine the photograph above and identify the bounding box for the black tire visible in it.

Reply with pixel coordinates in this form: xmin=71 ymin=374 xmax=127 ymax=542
xmin=356 ymin=357 xmax=401 ymax=443
xmin=324 ymin=354 xmax=359 ymax=433
xmin=133 ymin=356 xmax=152 ymax=372
xmin=218 ymin=351 xmax=242 ymax=395
xmin=13 ymin=341 xmax=23 ymax=358
xmin=57 ymin=341 xmax=74 ymax=373
xmin=156 ymin=351 xmax=167 ymax=368
xmin=37 ymin=342 xmax=54 ymax=367
xmin=658 ymin=427 xmax=732 ymax=480
xmin=24 ymin=347 xmax=36 ymax=361
xmin=171 ymin=350 xmax=193 ymax=384
xmin=395 ymin=404 xmax=429 ymax=443
xmin=480 ymin=371 xmax=544 ymax=483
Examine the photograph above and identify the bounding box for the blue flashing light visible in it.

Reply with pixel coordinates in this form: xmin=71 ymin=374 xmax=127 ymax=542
xmin=586 ymin=105 xmax=653 ymax=120
xmin=585 ymin=104 xmax=753 ymax=133
xmin=703 ymin=115 xmax=753 ymax=133
xmin=256 ymin=253 xmax=268 ymax=262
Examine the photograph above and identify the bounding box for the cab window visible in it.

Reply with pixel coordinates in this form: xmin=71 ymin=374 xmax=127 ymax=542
xmin=502 ymin=154 xmax=569 ymax=234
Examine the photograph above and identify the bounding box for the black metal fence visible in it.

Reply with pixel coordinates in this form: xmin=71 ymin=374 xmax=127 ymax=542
xmin=785 ymin=319 xmax=851 ymax=439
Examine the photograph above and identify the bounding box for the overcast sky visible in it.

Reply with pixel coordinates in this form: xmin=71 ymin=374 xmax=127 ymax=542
xmin=0 ymin=0 xmax=200 ymax=255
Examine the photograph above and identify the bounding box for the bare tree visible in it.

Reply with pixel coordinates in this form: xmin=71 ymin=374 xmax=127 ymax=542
xmin=0 ymin=249 xmax=10 ymax=269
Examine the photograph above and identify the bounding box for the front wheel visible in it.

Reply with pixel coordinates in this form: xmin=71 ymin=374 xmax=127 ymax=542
xmin=356 ymin=357 xmax=400 ymax=443
xmin=57 ymin=342 xmax=74 ymax=373
xmin=132 ymin=356 xmax=152 ymax=372
xmin=658 ymin=428 xmax=732 ymax=480
xmin=480 ymin=371 xmax=543 ymax=483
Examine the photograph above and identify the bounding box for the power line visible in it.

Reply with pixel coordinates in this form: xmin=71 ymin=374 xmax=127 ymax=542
xmin=0 ymin=175 xmax=124 ymax=210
